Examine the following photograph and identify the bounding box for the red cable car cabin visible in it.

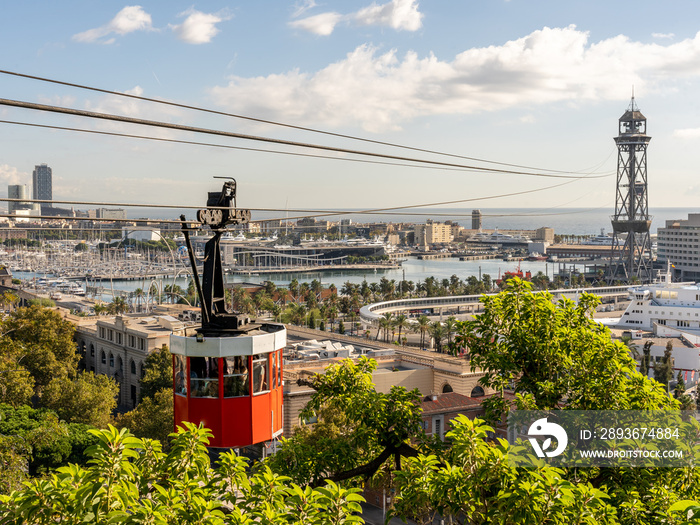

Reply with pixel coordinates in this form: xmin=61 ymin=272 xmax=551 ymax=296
xmin=170 ymin=323 xmax=285 ymax=448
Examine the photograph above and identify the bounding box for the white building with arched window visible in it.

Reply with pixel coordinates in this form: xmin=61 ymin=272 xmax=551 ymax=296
xmin=75 ymin=314 xmax=188 ymax=409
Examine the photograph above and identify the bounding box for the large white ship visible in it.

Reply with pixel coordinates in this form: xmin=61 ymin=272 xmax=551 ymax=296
xmin=613 ymin=267 xmax=700 ymax=333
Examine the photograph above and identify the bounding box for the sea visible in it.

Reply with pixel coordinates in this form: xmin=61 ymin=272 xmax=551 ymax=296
xmin=278 ymin=206 xmax=700 ymax=236
xmin=19 ymin=207 xmax=700 ymax=298
xmin=139 ymin=206 xmax=700 ymax=237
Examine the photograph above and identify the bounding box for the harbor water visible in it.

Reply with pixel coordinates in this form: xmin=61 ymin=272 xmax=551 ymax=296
xmin=14 ymin=256 xmax=574 ymax=299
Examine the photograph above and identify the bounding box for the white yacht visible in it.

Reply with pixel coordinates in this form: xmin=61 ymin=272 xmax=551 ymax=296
xmin=612 ymin=267 xmax=700 ymax=332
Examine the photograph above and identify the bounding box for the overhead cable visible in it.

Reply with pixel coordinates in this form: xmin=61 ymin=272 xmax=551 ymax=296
xmin=0 ymin=98 xmax=609 ymax=180
xmin=0 ymin=68 xmax=607 ymax=176
xmin=1 ymin=118 xmax=577 ymax=176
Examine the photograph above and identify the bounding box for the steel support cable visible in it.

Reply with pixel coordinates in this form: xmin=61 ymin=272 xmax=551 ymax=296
xmin=0 ymin=98 xmax=608 ymax=180
xmin=1 ymin=118 xmax=579 ymax=176
xmin=0 ymin=170 xmax=608 ymax=223
xmin=0 ymin=69 xmax=608 ymax=176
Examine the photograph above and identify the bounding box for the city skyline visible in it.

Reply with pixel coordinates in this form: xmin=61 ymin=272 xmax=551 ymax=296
xmin=3 ymin=1 xmax=700 ymax=218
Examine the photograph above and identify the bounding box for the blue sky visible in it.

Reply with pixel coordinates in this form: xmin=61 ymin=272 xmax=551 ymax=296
xmin=3 ymin=1 xmax=700 ymax=222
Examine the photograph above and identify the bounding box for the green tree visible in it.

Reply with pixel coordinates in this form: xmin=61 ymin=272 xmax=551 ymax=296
xmin=455 ymin=278 xmax=675 ymax=417
xmin=391 ymin=416 xmax=616 ymax=525
xmin=41 ymin=371 xmax=119 ymax=428
xmin=0 ymin=423 xmax=365 ymax=524
xmin=115 ymin=387 xmax=173 ymax=446
xmin=428 ymin=321 xmax=446 ymax=353
xmin=139 ymin=345 xmax=173 ymax=401
xmin=108 ymin=295 xmax=129 ymax=315
xmin=639 ymin=339 xmax=653 ymax=378
xmin=271 ymin=357 xmax=423 ymax=487
xmin=414 ymin=314 xmax=430 ymax=349
xmin=654 ymin=339 xmax=675 ymax=389
xmin=394 ymin=314 xmax=409 ymax=345
xmin=0 ymin=404 xmax=97 ymax=488
xmin=675 ymin=370 xmax=686 ymax=398
xmin=0 ymin=338 xmax=34 ymax=406
xmin=3 ymin=305 xmax=79 ymax=395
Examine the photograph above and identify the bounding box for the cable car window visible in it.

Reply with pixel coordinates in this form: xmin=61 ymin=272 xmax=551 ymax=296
xmin=174 ymin=354 xmax=187 ymax=396
xmin=190 ymin=356 xmax=219 ymax=398
xmin=252 ymin=355 xmax=269 ymax=394
xmin=277 ymin=350 xmax=282 ymax=387
xmin=271 ymin=352 xmax=277 ymax=389
xmin=223 ymin=356 xmax=249 ymax=397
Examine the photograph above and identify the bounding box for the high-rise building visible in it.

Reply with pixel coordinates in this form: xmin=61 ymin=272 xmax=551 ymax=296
xmin=472 ymin=210 xmax=482 ymax=230
xmin=8 ymin=184 xmax=29 ymax=214
xmin=32 ymin=163 xmax=52 ymax=212
xmin=657 ymin=214 xmax=700 ymax=281
xmin=415 ymin=220 xmax=454 ymax=246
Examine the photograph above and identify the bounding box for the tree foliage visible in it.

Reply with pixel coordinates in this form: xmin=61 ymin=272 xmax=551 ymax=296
xmin=139 ymin=345 xmax=173 ymax=401
xmin=455 ymin=278 xmax=675 ymax=417
xmin=269 ymin=357 xmax=423 ymax=487
xmin=391 ymin=416 xmax=618 ymax=525
xmin=3 ymin=305 xmax=78 ymax=394
xmin=115 ymin=387 xmax=174 ymax=446
xmin=41 ymin=371 xmax=119 ymax=429
xmin=0 ymin=423 xmax=365 ymax=524
xmin=0 ymin=404 xmax=97 ymax=491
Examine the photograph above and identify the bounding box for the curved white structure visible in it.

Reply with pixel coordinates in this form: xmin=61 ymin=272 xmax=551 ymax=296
xmin=360 ymin=285 xmax=633 ymax=324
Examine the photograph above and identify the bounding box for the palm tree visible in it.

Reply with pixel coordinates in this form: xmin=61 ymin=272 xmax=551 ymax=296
xmin=289 ymin=279 xmax=299 ymax=304
xmin=93 ymin=302 xmax=108 ymax=316
xmin=270 ymin=303 xmax=282 ymax=323
xmin=429 ymin=321 xmax=447 ymax=353
xmin=414 ymin=315 xmax=430 ymax=349
xmin=310 ymin=279 xmax=323 ymax=302
xmin=378 ymin=312 xmax=393 ymax=342
xmin=253 ymin=290 xmax=269 ymax=316
xmin=263 ymin=280 xmax=277 ymax=299
xmin=133 ymin=287 xmax=144 ymax=311
xmin=108 ymin=296 xmax=129 ymax=315
xmin=444 ymin=316 xmax=458 ymax=347
xmin=394 ymin=314 xmax=409 ymax=346
xmin=328 ymin=305 xmax=338 ymax=332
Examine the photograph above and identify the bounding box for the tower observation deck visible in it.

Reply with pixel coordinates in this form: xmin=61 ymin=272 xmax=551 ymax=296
xmin=607 ymin=97 xmax=653 ymax=283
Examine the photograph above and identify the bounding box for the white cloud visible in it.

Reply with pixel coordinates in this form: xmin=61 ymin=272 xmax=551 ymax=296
xmin=210 ymin=26 xmax=700 ymax=132
xmin=292 ymin=0 xmax=317 ymax=19
xmin=290 ymin=0 xmax=422 ymax=36
xmin=290 ymin=12 xmax=343 ymax=36
xmin=353 ymin=0 xmax=423 ymax=31
xmin=0 ymin=165 xmax=25 ymax=187
xmin=170 ymin=9 xmax=231 ymax=44
xmin=652 ymin=32 xmax=675 ymax=39
xmin=673 ymin=128 xmax=700 ymax=139
xmin=83 ymin=85 xmax=185 ymax=139
xmin=72 ymin=5 xmax=153 ymax=44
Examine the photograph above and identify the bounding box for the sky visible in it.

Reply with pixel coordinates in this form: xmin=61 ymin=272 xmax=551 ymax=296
xmin=3 ymin=1 xmax=700 ymax=224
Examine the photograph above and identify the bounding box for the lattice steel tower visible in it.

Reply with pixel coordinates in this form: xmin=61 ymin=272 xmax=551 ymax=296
xmin=607 ymin=97 xmax=653 ymax=283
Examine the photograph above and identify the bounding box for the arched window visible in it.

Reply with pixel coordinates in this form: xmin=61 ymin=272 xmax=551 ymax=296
xmin=109 ymin=353 xmax=114 ymax=367
xmin=470 ymin=386 xmax=485 ymax=397
xmin=101 ymin=350 xmax=106 ymax=365
xmin=90 ymin=344 xmax=95 ymax=357
xmin=130 ymin=359 xmax=136 ymax=375
xmin=116 ymin=356 xmax=123 ymax=371
xmin=442 ymin=383 xmax=454 ymax=393
xmin=140 ymin=363 xmax=145 ymax=379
